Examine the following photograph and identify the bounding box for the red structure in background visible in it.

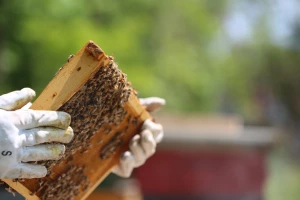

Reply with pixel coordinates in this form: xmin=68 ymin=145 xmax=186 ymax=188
xmin=134 ymin=115 xmax=280 ymax=200
xmin=135 ymin=149 xmax=266 ymax=199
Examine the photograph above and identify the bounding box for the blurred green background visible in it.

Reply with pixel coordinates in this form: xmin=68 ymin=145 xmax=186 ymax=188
xmin=1 ymin=0 xmax=300 ymax=199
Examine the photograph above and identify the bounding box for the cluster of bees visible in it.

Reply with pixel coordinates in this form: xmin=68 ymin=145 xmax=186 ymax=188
xmin=8 ymin=57 xmax=136 ymax=199
xmin=39 ymin=59 xmax=134 ymax=199
xmin=40 ymin=165 xmax=89 ymax=200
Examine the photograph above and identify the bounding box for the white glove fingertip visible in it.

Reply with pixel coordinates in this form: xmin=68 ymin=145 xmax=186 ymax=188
xmin=129 ymin=137 xmax=147 ymax=167
xmin=0 ymin=88 xmax=36 ymax=111
xmin=116 ymin=151 xmax=135 ymax=178
xmin=155 ymin=132 xmax=164 ymax=143
xmin=139 ymin=97 xmax=166 ymax=112
xmin=139 ymin=97 xmax=166 ymax=106
xmin=130 ymin=135 xmax=140 ymax=146
xmin=120 ymin=151 xmax=134 ymax=162
xmin=22 ymin=126 xmax=74 ymax=146
xmin=21 ymin=144 xmax=65 ymax=162
xmin=13 ymin=110 xmax=72 ymax=129
xmin=111 ymin=166 xmax=123 ymax=177
xmin=57 ymin=112 xmax=71 ymax=129
xmin=141 ymin=119 xmax=154 ymax=130
xmin=5 ymin=164 xmax=47 ymax=179
xmin=141 ymin=130 xmax=156 ymax=157
xmin=64 ymin=126 xmax=74 ymax=143
xmin=142 ymin=120 xmax=164 ymax=143
xmin=21 ymin=88 xmax=36 ymax=100
xmin=14 ymin=88 xmax=36 ymax=110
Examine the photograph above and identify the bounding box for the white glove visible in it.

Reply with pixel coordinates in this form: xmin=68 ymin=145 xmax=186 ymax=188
xmin=112 ymin=97 xmax=165 ymax=178
xmin=0 ymin=88 xmax=74 ymax=179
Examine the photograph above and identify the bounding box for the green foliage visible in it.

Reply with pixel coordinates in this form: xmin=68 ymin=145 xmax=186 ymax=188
xmin=0 ymin=0 xmax=299 ymax=119
xmin=0 ymin=0 xmax=229 ymax=113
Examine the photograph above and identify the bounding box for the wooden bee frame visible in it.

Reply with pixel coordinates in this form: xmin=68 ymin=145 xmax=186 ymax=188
xmin=1 ymin=41 xmax=151 ymax=200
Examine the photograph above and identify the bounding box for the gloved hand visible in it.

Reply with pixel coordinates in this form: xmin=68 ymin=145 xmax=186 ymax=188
xmin=112 ymin=97 xmax=165 ymax=177
xmin=0 ymin=88 xmax=74 ymax=179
